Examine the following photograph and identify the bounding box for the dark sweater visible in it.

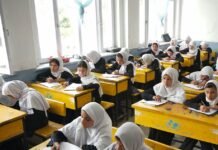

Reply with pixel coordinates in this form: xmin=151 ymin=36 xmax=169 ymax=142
xmin=107 ymin=62 xmax=134 ymax=78
xmin=91 ymin=58 xmax=106 ymax=73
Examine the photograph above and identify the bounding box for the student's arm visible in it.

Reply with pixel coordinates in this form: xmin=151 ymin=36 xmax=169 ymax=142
xmin=124 ymin=64 xmax=134 ymax=77
xmin=68 ymin=76 xmax=82 ymax=84
xmin=148 ymin=59 xmax=160 ymax=70
xmin=36 ymin=69 xmax=53 ymax=82
xmin=60 ymin=71 xmax=75 ymax=83
xmin=184 ymin=93 xmax=205 ymax=109
xmin=176 ymin=53 xmax=184 ymax=62
xmin=180 ymin=48 xmax=189 ymax=54
xmin=107 ymin=63 xmax=119 ymax=74
xmin=91 ymin=58 xmax=106 ymax=73
xmin=141 ymin=88 xmax=155 ymax=100
xmin=181 ymin=76 xmax=192 ymax=83
xmin=158 ymin=53 xmax=168 ymax=59
xmin=83 ymin=83 xmax=100 ymax=90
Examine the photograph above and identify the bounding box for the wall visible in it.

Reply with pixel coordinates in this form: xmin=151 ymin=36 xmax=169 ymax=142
xmin=180 ymin=0 xmax=218 ymax=42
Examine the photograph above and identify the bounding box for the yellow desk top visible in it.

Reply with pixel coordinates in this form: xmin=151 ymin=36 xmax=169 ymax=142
xmin=159 ymin=60 xmax=179 ymax=65
xmin=91 ymin=72 xmax=129 ymax=82
xmin=181 ymin=54 xmax=195 ymax=58
xmin=30 ymin=83 xmax=93 ymax=97
xmin=183 ymin=84 xmax=204 ymax=95
xmin=0 ymin=105 xmax=26 ymax=126
xmin=30 ymin=139 xmax=49 ymax=150
xmin=132 ymin=102 xmax=217 ymax=126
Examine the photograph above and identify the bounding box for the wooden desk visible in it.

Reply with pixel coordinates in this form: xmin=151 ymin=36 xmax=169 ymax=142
xmin=29 ymin=83 xmax=92 ymax=110
xmin=132 ymin=102 xmax=218 ymax=144
xmin=0 ymin=105 xmax=26 ymax=142
xmin=180 ymin=54 xmax=195 ymax=67
xmin=160 ymin=60 xmax=179 ymax=70
xmin=134 ymin=68 xmax=155 ymax=84
xmin=30 ymin=139 xmax=49 ymax=150
xmin=200 ymin=50 xmax=209 ymax=62
xmin=183 ymin=84 xmax=204 ymax=100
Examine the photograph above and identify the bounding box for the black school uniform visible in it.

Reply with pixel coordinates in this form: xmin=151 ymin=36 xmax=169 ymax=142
xmin=91 ymin=57 xmax=106 ymax=73
xmin=140 ymin=49 xmax=163 ymax=60
xmin=180 ymin=93 xmax=218 ymax=150
xmin=198 ymin=46 xmax=212 ymax=67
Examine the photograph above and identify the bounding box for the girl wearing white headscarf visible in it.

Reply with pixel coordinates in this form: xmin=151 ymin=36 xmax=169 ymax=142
xmin=140 ymin=42 xmax=163 ymax=59
xmin=182 ymin=66 xmax=214 ymax=87
xmin=198 ymin=41 xmax=213 ymax=67
xmin=120 ymin=48 xmax=134 ymax=62
xmin=2 ymin=80 xmax=49 ymax=136
xmin=179 ymin=36 xmax=192 ymax=51
xmin=68 ymin=61 xmax=103 ymax=103
xmin=49 ymin=102 xmax=112 ymax=150
xmin=181 ymin=80 xmax=218 ymax=150
xmin=141 ymin=68 xmax=185 ymax=145
xmin=105 ymin=122 xmax=152 ymax=150
xmin=161 ymin=46 xmax=184 ymax=63
xmin=36 ymin=57 xmax=74 ymax=83
xmin=0 ymin=79 xmax=27 ymax=107
xmin=86 ymin=50 xmax=106 ymax=73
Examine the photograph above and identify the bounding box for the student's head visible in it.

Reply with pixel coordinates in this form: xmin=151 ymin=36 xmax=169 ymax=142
xmin=86 ymin=50 xmax=101 ymax=64
xmin=204 ymin=80 xmax=218 ymax=101
xmin=166 ymin=48 xmax=174 ymax=56
xmin=114 ymin=122 xmax=147 ymax=150
xmin=2 ymin=80 xmax=27 ymax=100
xmin=77 ymin=61 xmax=90 ymax=77
xmin=161 ymin=68 xmax=179 ymax=88
xmin=200 ymin=66 xmax=214 ymax=81
xmin=142 ymin=54 xmax=155 ymax=66
xmin=49 ymin=58 xmax=60 ymax=72
xmin=185 ymin=36 xmax=192 ymax=44
xmin=116 ymin=52 xmax=128 ymax=65
xmin=170 ymin=38 xmax=177 ymax=46
xmin=151 ymin=42 xmax=159 ymax=51
xmin=81 ymin=102 xmax=111 ymax=128
xmin=200 ymin=41 xmax=208 ymax=50
xmin=189 ymin=41 xmax=196 ymax=50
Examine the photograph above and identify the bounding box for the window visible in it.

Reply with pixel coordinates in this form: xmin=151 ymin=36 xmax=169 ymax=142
xmin=34 ymin=0 xmax=115 ymax=61
xmin=148 ymin=0 xmax=175 ymax=41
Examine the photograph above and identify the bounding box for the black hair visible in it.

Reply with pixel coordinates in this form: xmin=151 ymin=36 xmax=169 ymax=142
xmin=49 ymin=58 xmax=60 ymax=66
xmin=205 ymin=82 xmax=217 ymax=90
xmin=167 ymin=49 xmax=174 ymax=53
xmin=116 ymin=53 xmax=123 ymax=59
xmin=152 ymin=43 xmax=158 ymax=47
xmin=77 ymin=60 xmax=88 ymax=69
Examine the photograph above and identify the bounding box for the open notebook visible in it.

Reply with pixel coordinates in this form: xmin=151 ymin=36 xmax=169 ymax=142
xmin=40 ymin=82 xmax=61 ymax=88
xmin=102 ymin=74 xmax=121 ymax=78
xmin=64 ymin=83 xmax=82 ymax=91
xmin=139 ymin=99 xmax=168 ymax=106
xmin=188 ymin=107 xmax=217 ymax=115
xmin=44 ymin=142 xmax=81 ymax=150
xmin=183 ymin=83 xmax=204 ymax=90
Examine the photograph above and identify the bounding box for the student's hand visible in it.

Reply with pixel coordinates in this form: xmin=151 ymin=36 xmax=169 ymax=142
xmin=112 ymin=70 xmax=119 ymax=75
xmin=135 ymin=63 xmax=141 ymax=68
xmin=51 ymin=142 xmax=60 ymax=150
xmin=62 ymin=82 xmax=69 ymax=87
xmin=46 ymin=77 xmax=54 ymax=83
xmin=56 ymin=78 xmax=65 ymax=82
xmin=191 ymin=80 xmax=199 ymax=85
xmin=200 ymin=105 xmax=210 ymax=112
xmin=197 ymin=80 xmax=206 ymax=88
xmin=152 ymin=95 xmax=161 ymax=102
xmin=76 ymin=86 xmax=84 ymax=91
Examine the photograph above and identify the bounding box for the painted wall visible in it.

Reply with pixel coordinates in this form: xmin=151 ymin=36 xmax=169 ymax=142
xmin=180 ymin=0 xmax=218 ymax=42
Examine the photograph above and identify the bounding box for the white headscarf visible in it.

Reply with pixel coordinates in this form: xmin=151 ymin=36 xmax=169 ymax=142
xmin=170 ymin=38 xmax=177 ymax=46
xmin=142 ymin=54 xmax=155 ymax=66
xmin=2 ymin=80 xmax=49 ymax=116
xmin=0 ymin=75 xmax=4 ymax=87
xmin=50 ymin=57 xmax=72 ymax=78
xmin=153 ymin=68 xmax=185 ymax=103
xmin=86 ymin=50 xmax=101 ymax=64
xmin=188 ymin=41 xmax=198 ymax=56
xmin=179 ymin=36 xmax=192 ymax=51
xmin=118 ymin=52 xmax=135 ymax=75
xmin=120 ymin=48 xmax=133 ymax=58
xmin=186 ymin=66 xmax=214 ymax=81
xmin=60 ymin=102 xmax=112 ymax=149
xmin=165 ymin=46 xmax=177 ymax=59
xmin=151 ymin=42 xmax=162 ymax=55
xmin=79 ymin=61 xmax=103 ymax=97
xmin=204 ymin=80 xmax=218 ymax=106
xmin=115 ymin=122 xmax=152 ymax=150
xmin=200 ymin=41 xmax=208 ymax=50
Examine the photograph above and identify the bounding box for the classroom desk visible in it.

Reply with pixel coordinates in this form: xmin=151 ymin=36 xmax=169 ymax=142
xmin=29 ymin=139 xmax=49 ymax=150
xmin=29 ymin=83 xmax=92 ymax=110
xmin=180 ymin=54 xmax=195 ymax=67
xmin=183 ymin=84 xmax=204 ymax=100
xmin=132 ymin=102 xmax=218 ymax=145
xmin=134 ymin=68 xmax=155 ymax=84
xmin=200 ymin=50 xmax=209 ymax=62
xmin=214 ymin=74 xmax=218 ymax=81
xmin=0 ymin=105 xmax=26 ymax=142
xmin=160 ymin=60 xmax=179 ymax=70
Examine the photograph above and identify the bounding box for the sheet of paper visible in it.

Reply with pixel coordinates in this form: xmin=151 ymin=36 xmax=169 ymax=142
xmin=139 ymin=99 xmax=168 ymax=106
xmin=102 ymin=74 xmax=121 ymax=78
xmin=188 ymin=107 xmax=217 ymax=115
xmin=64 ymin=83 xmax=82 ymax=91
xmin=43 ymin=142 xmax=81 ymax=150
xmin=183 ymin=83 xmax=204 ymax=90
xmin=40 ymin=82 xmax=61 ymax=88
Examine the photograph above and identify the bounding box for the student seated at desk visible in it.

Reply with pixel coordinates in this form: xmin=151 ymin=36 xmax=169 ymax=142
xmin=160 ymin=46 xmax=184 ymax=62
xmin=198 ymin=41 xmax=212 ymax=67
xmin=179 ymin=36 xmax=192 ymax=51
xmin=86 ymin=50 xmax=106 ymax=73
xmin=141 ymin=68 xmax=185 ymax=145
xmin=170 ymin=38 xmax=180 ymax=52
xmin=180 ymin=41 xmax=201 ymax=71
xmin=180 ymin=80 xmax=218 ymax=150
xmin=48 ymin=102 xmax=112 ymax=150
xmin=68 ymin=60 xmax=103 ymax=103
xmin=120 ymin=47 xmax=134 ymax=62
xmin=107 ymin=52 xmax=137 ymax=94
xmin=105 ymin=122 xmax=152 ymax=150
xmin=140 ymin=41 xmax=163 ymax=59
xmin=2 ymin=80 xmax=49 ymax=137
xmin=36 ymin=58 xmax=74 ymax=83
xmin=182 ymin=66 xmax=214 ymax=87
xmin=137 ymin=54 xmax=161 ymax=84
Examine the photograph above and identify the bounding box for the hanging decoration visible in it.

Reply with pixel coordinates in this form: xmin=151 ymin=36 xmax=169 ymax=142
xmin=75 ymin=0 xmax=93 ymax=23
